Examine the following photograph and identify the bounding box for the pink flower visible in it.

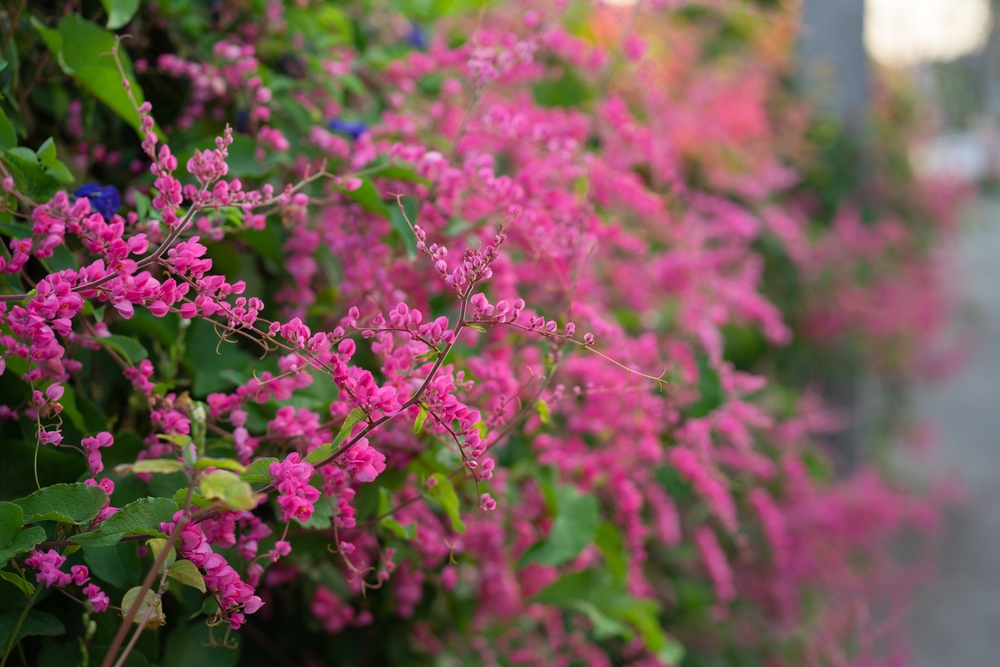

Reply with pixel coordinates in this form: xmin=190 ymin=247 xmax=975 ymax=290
xmin=694 ymin=527 xmax=736 ymax=607
xmin=83 ymin=583 xmax=110 ymax=612
xmin=340 ymin=438 xmax=386 ymax=483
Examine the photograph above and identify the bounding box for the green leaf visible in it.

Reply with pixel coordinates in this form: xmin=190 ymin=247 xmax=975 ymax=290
xmin=0 ymin=502 xmax=22 ymax=549
xmin=343 ymin=177 xmax=390 ymax=218
xmin=0 ymin=109 xmax=15 ymax=149
xmin=568 ymin=600 xmax=627 ymax=640
xmin=377 ymin=487 xmax=392 ymax=516
xmin=0 ymin=571 xmax=34 ymax=597
xmin=199 ymin=470 xmax=257 ymax=510
xmin=146 ymin=538 xmax=176 ymax=570
xmin=71 ymin=497 xmax=178 ymax=547
xmin=682 ymin=354 xmax=723 ymax=419
xmin=0 ymin=526 xmax=45 ymax=567
xmin=466 ymin=324 xmax=487 ymax=333
xmin=423 ymin=473 xmax=465 ymax=533
xmin=43 ymin=160 xmax=74 ymax=184
xmin=13 ymin=482 xmax=108 ymax=524
xmin=83 ymin=541 xmax=140 ymax=589
xmin=133 ymin=191 xmax=155 ymax=222
xmin=34 ymin=15 xmax=160 ymax=139
xmin=167 ymin=559 xmax=206 ymax=593
xmin=617 ymin=602 xmax=685 ymax=666
xmin=413 ymin=405 xmax=428 ymax=434
xmin=171 ymin=488 xmax=210 ymax=508
xmin=239 ymin=458 xmax=277 ymax=484
xmin=388 ymin=197 xmax=418 ymax=258
xmin=42 ymin=243 xmax=79 ymax=271
xmin=121 ymin=586 xmax=165 ymax=628
xmin=184 ymin=319 xmax=255 ymax=396
xmin=2 ymin=146 xmax=60 ymax=201
xmin=191 ymin=596 xmax=218 ymax=620
xmin=193 ymin=457 xmax=246 ymax=473
xmin=372 ymin=164 xmax=430 ymax=185
xmin=36 ymin=138 xmax=55 ymax=164
xmin=58 ymin=385 xmax=88 ymax=434
xmin=161 ymin=621 xmax=241 ymax=667
xmin=0 ymin=440 xmax=87 ymax=502
xmin=304 ymin=407 xmax=368 ymax=465
xmin=594 ymin=522 xmax=628 ymax=584
xmin=35 ymin=137 xmax=75 ymax=183
xmin=536 ymin=398 xmax=552 ymax=426
xmin=293 ymin=491 xmax=333 ymax=529
xmin=533 ymin=568 xmax=683 ymax=665
xmin=29 ymin=18 xmax=64 ymax=66
xmin=157 ymin=434 xmax=192 ymax=448
xmin=97 ymin=334 xmax=149 ymax=366
xmin=7 ymin=147 xmax=36 ymax=162
xmin=117 ymin=458 xmax=185 ymax=475
xmin=533 ymin=568 xmax=617 ymax=607
xmin=379 ymin=517 xmax=417 ymax=540
xmin=0 ymin=438 xmax=88 ymax=501
xmin=101 ymin=0 xmax=140 ymax=30
xmin=533 ymin=65 xmax=594 ymax=109
xmin=520 ymin=485 xmax=599 ymax=567
xmin=38 ymin=642 xmax=82 ymax=667
xmin=0 ymin=609 xmax=65 ymax=649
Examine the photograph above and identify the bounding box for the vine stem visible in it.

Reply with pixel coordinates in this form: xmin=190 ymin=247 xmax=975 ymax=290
xmin=112 ymin=594 xmax=158 ymax=667
xmin=191 ymin=287 xmax=476 ymax=526
xmin=0 ymin=585 xmax=40 ymax=667
xmin=1 ymin=0 xmax=25 ymax=59
xmin=99 ymin=513 xmax=187 ymax=667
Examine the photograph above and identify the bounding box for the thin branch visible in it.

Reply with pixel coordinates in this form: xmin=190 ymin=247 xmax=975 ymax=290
xmin=1 ymin=0 xmax=25 ymax=58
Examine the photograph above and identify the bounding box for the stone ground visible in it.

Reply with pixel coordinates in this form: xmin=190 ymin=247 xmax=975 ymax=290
xmin=906 ymin=197 xmax=1000 ymax=666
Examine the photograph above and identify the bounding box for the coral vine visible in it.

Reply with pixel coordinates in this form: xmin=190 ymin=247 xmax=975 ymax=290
xmin=0 ymin=2 xmax=960 ymax=667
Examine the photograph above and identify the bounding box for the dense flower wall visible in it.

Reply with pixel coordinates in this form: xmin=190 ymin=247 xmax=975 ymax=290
xmin=0 ymin=1 xmax=963 ymax=666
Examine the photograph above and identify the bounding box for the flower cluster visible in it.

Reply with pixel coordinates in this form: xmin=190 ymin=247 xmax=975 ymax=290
xmin=0 ymin=1 xmax=962 ymax=666
xmin=24 ymin=551 xmax=110 ymax=611
xmin=270 ymin=453 xmax=320 ymax=522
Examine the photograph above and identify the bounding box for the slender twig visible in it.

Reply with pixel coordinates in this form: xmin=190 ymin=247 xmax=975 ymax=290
xmin=0 ymin=585 xmax=40 ymax=667
xmin=1 ymin=0 xmax=25 ymax=59
xmin=99 ymin=511 xmax=187 ymax=667
xmin=112 ymin=603 xmax=157 ymax=667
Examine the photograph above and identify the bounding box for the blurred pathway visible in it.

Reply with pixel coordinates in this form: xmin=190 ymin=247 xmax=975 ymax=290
xmin=907 ymin=197 xmax=1000 ymax=666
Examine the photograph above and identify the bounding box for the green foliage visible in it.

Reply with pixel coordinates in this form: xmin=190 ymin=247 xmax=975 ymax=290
xmin=101 ymin=0 xmax=141 ymax=30
xmin=0 ymin=610 xmax=65 ymax=649
xmin=304 ymin=407 xmax=368 ymax=464
xmin=13 ymin=483 xmax=108 ymax=525
xmin=199 ymin=471 xmax=257 ymax=511
xmin=520 ymin=484 xmax=600 ymax=566
xmin=535 ymin=569 xmax=683 ymax=665
xmin=72 ymin=497 xmax=178 ymax=546
xmin=84 ymin=542 xmax=141 ymax=589
xmin=0 ymin=442 xmax=87 ymax=502
xmin=682 ymin=355 xmax=724 ymax=419
xmin=240 ymin=458 xmax=277 ymax=484
xmin=166 ymin=560 xmax=206 ymax=593
xmin=0 ymin=571 xmax=34 ymax=597
xmin=160 ymin=622 xmax=242 ymax=667
xmin=97 ymin=335 xmax=150 ymax=366
xmin=423 ymin=473 xmax=465 ymax=533
xmin=0 ymin=503 xmax=45 ymax=568
xmin=389 ymin=196 xmax=420 ymax=258
xmin=31 ymin=14 xmax=157 ymax=138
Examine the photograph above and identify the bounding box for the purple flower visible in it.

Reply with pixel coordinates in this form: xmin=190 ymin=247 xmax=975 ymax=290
xmin=406 ymin=23 xmax=428 ymax=51
xmin=73 ymin=183 xmax=121 ymax=219
xmin=327 ymin=118 xmax=368 ymax=140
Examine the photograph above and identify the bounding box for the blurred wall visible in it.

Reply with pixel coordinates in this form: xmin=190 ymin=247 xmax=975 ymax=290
xmin=798 ymin=0 xmax=868 ymax=127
